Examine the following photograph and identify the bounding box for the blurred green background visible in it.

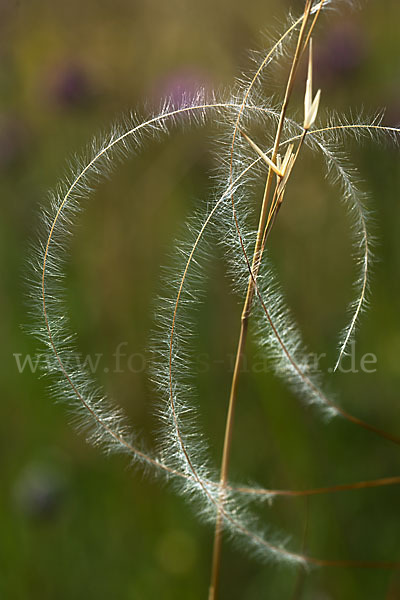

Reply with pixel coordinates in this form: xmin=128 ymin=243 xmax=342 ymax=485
xmin=1 ymin=0 xmax=400 ymax=598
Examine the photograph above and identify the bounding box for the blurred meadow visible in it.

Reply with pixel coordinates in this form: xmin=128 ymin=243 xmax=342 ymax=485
xmin=1 ymin=0 xmax=400 ymax=598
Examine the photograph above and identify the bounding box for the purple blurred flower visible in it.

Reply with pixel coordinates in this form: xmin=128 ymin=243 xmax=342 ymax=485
xmin=13 ymin=462 xmax=67 ymax=520
xmin=315 ymin=22 xmax=367 ymax=83
xmin=153 ymin=67 xmax=211 ymax=109
xmin=45 ymin=61 xmax=92 ymax=109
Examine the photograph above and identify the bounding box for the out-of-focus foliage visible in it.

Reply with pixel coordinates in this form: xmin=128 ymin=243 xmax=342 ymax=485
xmin=1 ymin=0 xmax=400 ymax=598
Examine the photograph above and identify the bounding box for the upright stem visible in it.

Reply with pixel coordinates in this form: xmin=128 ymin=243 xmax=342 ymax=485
xmin=208 ymin=320 xmax=248 ymax=600
xmin=208 ymin=2 xmax=314 ymax=598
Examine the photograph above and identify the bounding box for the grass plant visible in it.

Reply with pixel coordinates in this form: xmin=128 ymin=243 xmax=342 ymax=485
xmin=32 ymin=1 xmax=400 ymax=597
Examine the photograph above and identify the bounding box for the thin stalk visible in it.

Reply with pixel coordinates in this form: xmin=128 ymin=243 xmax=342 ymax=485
xmin=233 ymin=475 xmax=400 ymax=498
xmin=209 ymin=2 xmax=315 ymax=597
